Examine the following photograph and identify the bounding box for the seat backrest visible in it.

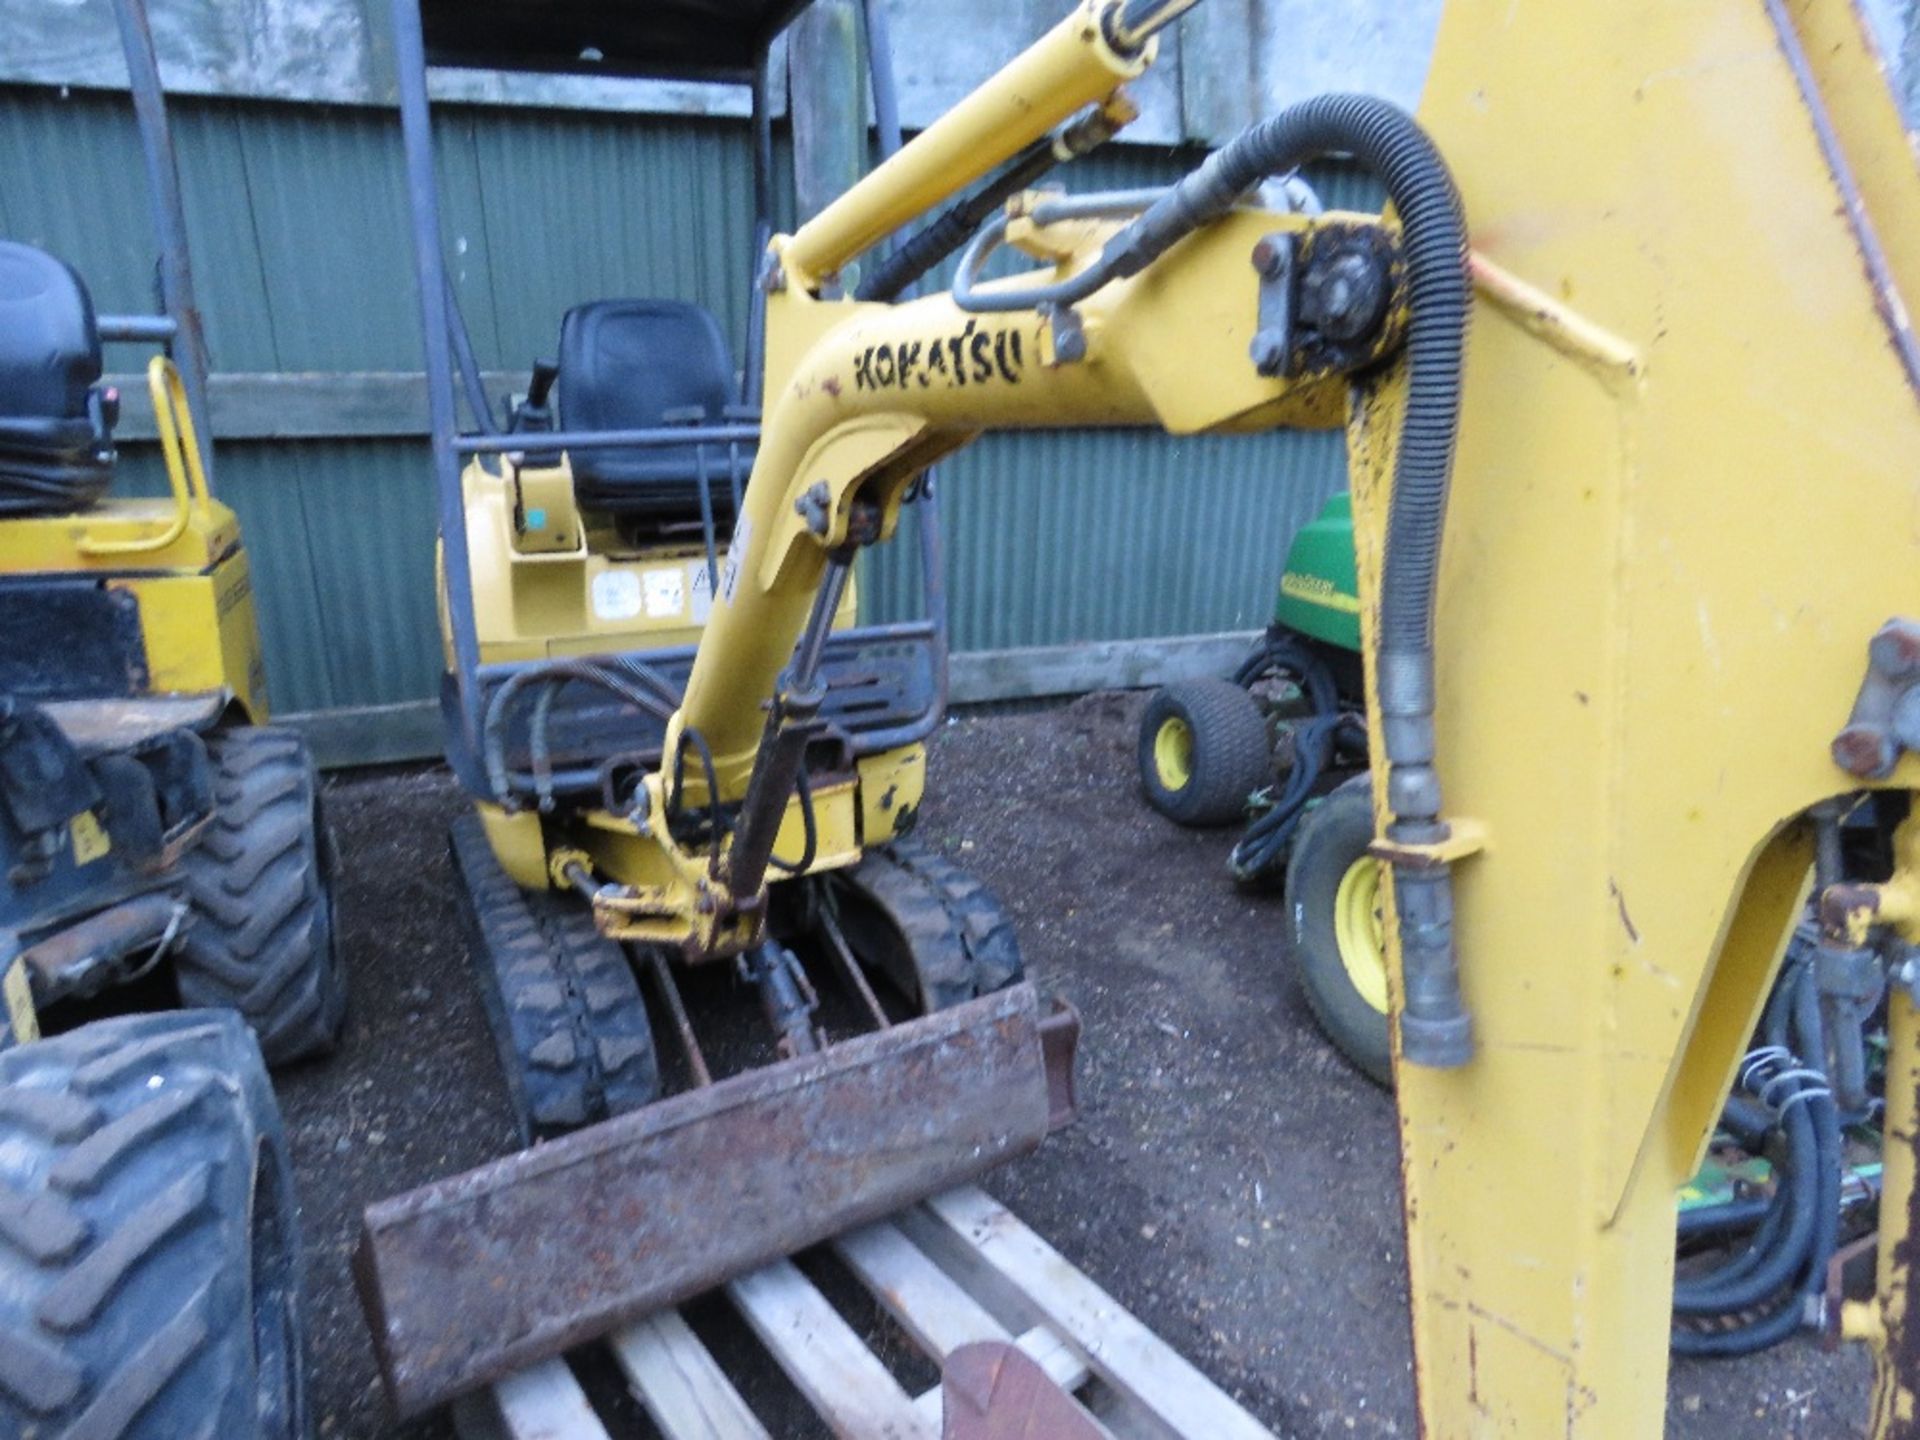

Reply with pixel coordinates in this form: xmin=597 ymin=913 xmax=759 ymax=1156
xmin=555 ymin=298 xmax=733 ymax=437
xmin=0 ymin=240 xmax=114 ymax=515
xmin=552 ymin=299 xmax=745 ymax=525
xmin=0 ymin=241 xmax=102 ymax=423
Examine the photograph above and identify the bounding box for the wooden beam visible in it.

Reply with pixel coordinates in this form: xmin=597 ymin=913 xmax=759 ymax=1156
xmin=106 ymin=369 xmax=527 ymax=442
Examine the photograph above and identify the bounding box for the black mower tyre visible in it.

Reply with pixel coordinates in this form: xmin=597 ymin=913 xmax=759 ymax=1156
xmin=1137 ymin=679 xmax=1271 ymax=828
xmin=0 ymin=1010 xmax=307 ymax=1440
xmin=174 ymin=726 xmax=347 ymax=1067
xmin=1286 ymin=773 xmax=1393 ymax=1088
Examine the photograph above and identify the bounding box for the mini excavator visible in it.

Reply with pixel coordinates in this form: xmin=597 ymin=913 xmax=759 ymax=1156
xmin=359 ymin=0 xmax=1920 ymax=1434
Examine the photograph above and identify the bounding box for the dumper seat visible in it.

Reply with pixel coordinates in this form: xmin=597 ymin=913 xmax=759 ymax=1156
xmin=0 ymin=240 xmax=115 ymax=516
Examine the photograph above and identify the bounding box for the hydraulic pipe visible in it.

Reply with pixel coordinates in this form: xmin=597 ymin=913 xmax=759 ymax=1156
xmin=779 ymin=0 xmax=1148 ymax=288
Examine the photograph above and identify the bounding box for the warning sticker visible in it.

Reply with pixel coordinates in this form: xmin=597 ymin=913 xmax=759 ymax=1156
xmin=717 ymin=515 xmax=752 ymax=607
xmin=643 ymin=568 xmax=685 ymax=619
xmin=689 ymin=560 xmax=714 ymax=624
xmin=590 ymin=569 xmax=643 ymax=622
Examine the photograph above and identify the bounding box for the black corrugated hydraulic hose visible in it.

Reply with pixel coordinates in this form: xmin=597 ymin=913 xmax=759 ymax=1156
xmin=1101 ymin=95 xmax=1472 ymax=1064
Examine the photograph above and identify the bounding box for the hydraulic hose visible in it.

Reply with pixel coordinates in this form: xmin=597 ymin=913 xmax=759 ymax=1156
xmin=1670 ymin=948 xmax=1844 ymax=1357
xmin=1097 ymin=96 xmax=1471 ymax=1063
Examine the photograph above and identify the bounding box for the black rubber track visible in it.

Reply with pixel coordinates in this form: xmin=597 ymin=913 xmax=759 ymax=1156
xmin=448 ymin=812 xmax=659 ymax=1142
xmin=0 ymin=1010 xmax=306 ymax=1440
xmin=173 ymin=726 xmax=347 ymax=1067
xmin=831 ymin=839 xmax=1024 ymax=1013
xmin=1137 ymin=679 xmax=1273 ymax=828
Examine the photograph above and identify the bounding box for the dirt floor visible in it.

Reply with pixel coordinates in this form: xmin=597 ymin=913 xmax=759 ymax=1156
xmin=282 ymin=692 xmax=1872 ymax=1438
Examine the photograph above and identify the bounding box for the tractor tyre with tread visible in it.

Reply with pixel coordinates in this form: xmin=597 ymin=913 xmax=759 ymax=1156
xmin=1138 ymin=679 xmax=1272 ymax=828
xmin=0 ymin=1010 xmax=307 ymax=1440
xmin=1286 ymin=773 xmax=1393 ymax=1087
xmin=174 ymin=726 xmax=347 ymax=1067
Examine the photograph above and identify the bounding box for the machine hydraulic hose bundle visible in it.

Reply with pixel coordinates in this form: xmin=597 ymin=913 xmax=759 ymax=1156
xmin=1673 ymin=927 xmax=1849 ymax=1357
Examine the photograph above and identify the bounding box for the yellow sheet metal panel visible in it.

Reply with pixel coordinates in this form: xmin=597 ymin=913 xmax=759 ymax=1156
xmin=452 ymin=456 xmax=857 ymax=667
xmin=1377 ymin=0 xmax=1920 ymax=1432
xmin=108 ymin=549 xmax=266 ymax=719
xmin=858 ymin=744 xmax=927 ymax=846
xmin=0 ymin=495 xmax=239 ymax=577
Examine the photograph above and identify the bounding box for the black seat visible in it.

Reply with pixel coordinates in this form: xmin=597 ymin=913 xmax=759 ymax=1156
xmin=553 ymin=299 xmax=746 ymax=526
xmin=0 ymin=241 xmax=114 ymax=516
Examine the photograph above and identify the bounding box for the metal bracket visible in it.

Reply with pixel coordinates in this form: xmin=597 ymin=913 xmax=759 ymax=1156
xmin=1832 ymin=617 xmax=1920 ymax=778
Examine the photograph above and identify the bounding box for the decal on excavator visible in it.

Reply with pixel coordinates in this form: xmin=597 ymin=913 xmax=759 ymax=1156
xmin=852 ymin=321 xmax=1025 ymax=392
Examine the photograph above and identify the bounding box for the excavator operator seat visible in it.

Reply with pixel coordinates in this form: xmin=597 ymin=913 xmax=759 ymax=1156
xmin=554 ymin=298 xmax=745 ymax=530
xmin=0 ymin=240 xmax=115 ymax=516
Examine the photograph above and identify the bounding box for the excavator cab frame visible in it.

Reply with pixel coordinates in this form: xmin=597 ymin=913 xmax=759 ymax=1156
xmin=392 ymin=0 xmax=951 ymax=818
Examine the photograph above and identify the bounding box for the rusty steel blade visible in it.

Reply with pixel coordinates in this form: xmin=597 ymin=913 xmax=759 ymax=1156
xmin=356 ymin=982 xmax=1078 ymax=1417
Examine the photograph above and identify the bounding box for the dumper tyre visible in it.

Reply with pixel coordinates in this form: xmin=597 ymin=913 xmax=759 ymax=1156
xmin=0 ymin=1010 xmax=307 ymax=1440
xmin=833 ymin=840 xmax=1024 ymax=1014
xmin=174 ymin=726 xmax=347 ymax=1067
xmin=1286 ymin=773 xmax=1393 ymax=1087
xmin=1138 ymin=680 xmax=1272 ymax=828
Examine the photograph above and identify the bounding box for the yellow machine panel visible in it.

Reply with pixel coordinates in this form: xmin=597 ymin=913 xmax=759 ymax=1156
xmin=449 ymin=454 xmax=858 ymax=666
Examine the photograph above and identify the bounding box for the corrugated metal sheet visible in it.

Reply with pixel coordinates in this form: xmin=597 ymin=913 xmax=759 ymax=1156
xmin=0 ymin=83 xmax=1366 ymax=720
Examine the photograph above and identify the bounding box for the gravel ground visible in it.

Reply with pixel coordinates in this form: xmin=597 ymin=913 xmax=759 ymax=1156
xmin=280 ymin=692 xmax=1871 ymax=1438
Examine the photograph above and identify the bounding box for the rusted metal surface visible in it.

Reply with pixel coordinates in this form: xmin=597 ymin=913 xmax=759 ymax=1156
xmin=1038 ymin=998 xmax=1081 ymax=1131
xmin=640 ymin=945 xmax=713 ymax=1088
xmin=21 ymin=892 xmax=180 ymax=1002
xmin=1832 ymin=619 xmax=1920 ymax=779
xmin=355 ymin=981 xmax=1071 ymax=1417
xmin=940 ymin=1340 xmax=1112 ymax=1440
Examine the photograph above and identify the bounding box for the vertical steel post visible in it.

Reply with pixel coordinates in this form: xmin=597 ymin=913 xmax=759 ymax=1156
xmin=109 ymin=0 xmax=214 ymax=483
xmin=390 ymin=0 xmax=485 ymax=765
xmin=744 ymin=57 xmax=776 ymax=406
xmin=858 ymin=0 xmax=950 ymax=720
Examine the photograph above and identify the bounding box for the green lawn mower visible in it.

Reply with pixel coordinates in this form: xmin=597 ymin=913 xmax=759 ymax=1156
xmin=1137 ymin=491 xmax=1387 ymax=1082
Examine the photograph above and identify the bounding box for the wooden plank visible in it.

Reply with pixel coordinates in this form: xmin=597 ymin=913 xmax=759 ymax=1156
xmin=832 ymin=1220 xmax=1012 ymax=1358
xmin=450 ymin=1359 xmax=612 ymax=1440
xmin=609 ymin=1310 xmax=771 ymax=1440
xmin=924 ymin=1189 xmax=1277 ymax=1440
xmin=107 ymin=369 xmax=527 ymax=442
xmin=945 ymin=633 xmax=1261 ymax=705
xmin=726 ymin=1259 xmax=938 ymax=1440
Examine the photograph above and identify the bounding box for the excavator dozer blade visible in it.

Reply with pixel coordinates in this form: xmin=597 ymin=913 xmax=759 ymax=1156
xmin=355 ymin=981 xmax=1079 ymax=1418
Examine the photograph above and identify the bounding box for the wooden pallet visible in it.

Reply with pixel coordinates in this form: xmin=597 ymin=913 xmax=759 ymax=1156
xmin=450 ymin=1185 xmax=1278 ymax=1440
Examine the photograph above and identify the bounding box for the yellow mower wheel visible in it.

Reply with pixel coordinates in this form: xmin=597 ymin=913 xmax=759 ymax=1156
xmin=1152 ymin=714 xmax=1194 ymax=792
xmin=1286 ymin=772 xmax=1393 ymax=1087
xmin=1136 ymin=679 xmax=1272 ymax=828
xmin=1332 ymin=852 xmax=1390 ymax=1015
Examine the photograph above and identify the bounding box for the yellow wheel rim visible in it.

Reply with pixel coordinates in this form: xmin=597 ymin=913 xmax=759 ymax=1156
xmin=1153 ymin=716 xmax=1193 ymax=791
xmin=1332 ymin=854 xmax=1390 ymax=1014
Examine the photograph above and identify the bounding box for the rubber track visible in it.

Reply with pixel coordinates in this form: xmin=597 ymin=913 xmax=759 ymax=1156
xmin=448 ymin=812 xmax=659 ymax=1142
xmin=0 ymin=1011 xmax=300 ymax=1439
xmin=174 ymin=726 xmax=347 ymax=1066
xmin=838 ymin=840 xmax=1024 ymax=1012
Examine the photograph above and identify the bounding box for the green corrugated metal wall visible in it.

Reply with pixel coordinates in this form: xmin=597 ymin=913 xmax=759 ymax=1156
xmin=0 ymin=83 xmax=1364 ymax=721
